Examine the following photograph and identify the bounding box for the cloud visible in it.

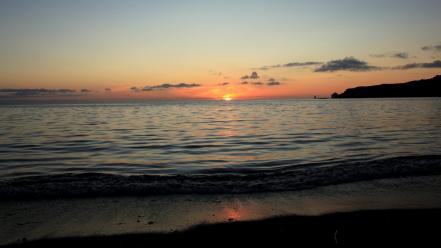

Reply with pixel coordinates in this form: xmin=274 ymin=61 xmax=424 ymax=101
xmin=257 ymin=61 xmax=322 ymax=70
xmin=370 ymin=54 xmax=386 ymax=58
xmin=314 ymin=57 xmax=380 ymax=72
xmin=284 ymin=62 xmax=322 ymax=67
xmin=267 ymin=78 xmax=281 ymax=86
xmin=104 ymin=88 xmax=112 ymax=92
xmin=393 ymin=60 xmax=441 ymax=70
xmin=209 ymin=70 xmax=223 ymax=76
xmin=421 ymin=44 xmax=441 ymax=52
xmin=219 ymin=82 xmax=229 ymax=86
xmin=370 ymin=52 xmax=409 ymax=59
xmin=392 ymin=52 xmax=409 ymax=59
xmin=141 ymin=83 xmax=201 ymax=91
xmin=238 ymin=78 xmax=281 ymax=86
xmin=250 ymin=72 xmax=259 ymax=79
xmin=0 ymin=88 xmax=77 ymax=97
xmin=130 ymin=86 xmax=141 ymax=92
xmin=241 ymin=71 xmax=259 ymax=80
xmin=267 ymin=81 xmax=281 ymax=86
xmin=80 ymin=89 xmax=91 ymax=93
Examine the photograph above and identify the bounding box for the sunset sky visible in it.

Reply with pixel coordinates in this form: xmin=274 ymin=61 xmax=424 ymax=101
xmin=1 ymin=0 xmax=441 ymax=101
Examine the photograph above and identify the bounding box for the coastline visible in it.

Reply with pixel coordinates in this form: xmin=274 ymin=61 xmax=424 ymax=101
xmin=2 ymin=175 xmax=441 ymax=246
xmin=331 ymin=75 xmax=441 ymax=98
xmin=2 ymin=155 xmax=441 ymax=199
xmin=5 ymin=209 xmax=441 ymax=246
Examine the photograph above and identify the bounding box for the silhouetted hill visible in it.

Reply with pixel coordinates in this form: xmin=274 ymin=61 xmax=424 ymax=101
xmin=331 ymin=75 xmax=441 ymax=98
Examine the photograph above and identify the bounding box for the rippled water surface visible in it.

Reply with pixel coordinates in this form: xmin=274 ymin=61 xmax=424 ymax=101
xmin=1 ymin=99 xmax=441 ymax=179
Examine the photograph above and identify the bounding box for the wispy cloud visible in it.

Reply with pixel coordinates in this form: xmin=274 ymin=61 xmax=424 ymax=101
xmin=209 ymin=70 xmax=223 ymax=76
xmin=266 ymin=78 xmax=281 ymax=86
xmin=393 ymin=60 xmax=441 ymax=70
xmin=392 ymin=52 xmax=410 ymax=59
xmin=0 ymin=88 xmax=77 ymax=97
xmin=240 ymin=72 xmax=259 ymax=80
xmin=131 ymin=83 xmax=201 ymax=92
xmin=256 ymin=61 xmax=322 ymax=70
xmin=238 ymin=78 xmax=281 ymax=86
xmin=421 ymin=44 xmax=441 ymax=52
xmin=371 ymin=52 xmax=409 ymax=59
xmin=267 ymin=81 xmax=281 ymax=86
xmin=314 ymin=57 xmax=380 ymax=72
xmin=219 ymin=82 xmax=229 ymax=86
xmin=104 ymin=88 xmax=112 ymax=92
xmin=130 ymin=86 xmax=141 ymax=92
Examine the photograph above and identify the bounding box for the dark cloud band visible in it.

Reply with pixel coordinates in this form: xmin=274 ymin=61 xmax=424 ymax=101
xmin=241 ymin=72 xmax=259 ymax=80
xmin=267 ymin=81 xmax=281 ymax=86
xmin=314 ymin=57 xmax=380 ymax=72
xmin=421 ymin=44 xmax=441 ymax=52
xmin=0 ymin=88 xmax=78 ymax=97
xmin=393 ymin=60 xmax=441 ymax=70
xmin=257 ymin=61 xmax=322 ymax=70
xmin=370 ymin=52 xmax=409 ymax=59
xmin=131 ymin=83 xmax=201 ymax=92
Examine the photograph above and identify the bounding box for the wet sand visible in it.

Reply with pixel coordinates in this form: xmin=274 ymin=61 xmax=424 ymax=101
xmin=5 ymin=209 xmax=441 ymax=246
xmin=2 ymin=175 xmax=441 ymax=246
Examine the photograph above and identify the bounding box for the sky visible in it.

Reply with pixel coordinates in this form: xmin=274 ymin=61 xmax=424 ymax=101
xmin=1 ymin=0 xmax=441 ymax=101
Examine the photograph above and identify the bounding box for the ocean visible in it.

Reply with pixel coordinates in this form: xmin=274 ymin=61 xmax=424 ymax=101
xmin=1 ymin=98 xmax=441 ymax=197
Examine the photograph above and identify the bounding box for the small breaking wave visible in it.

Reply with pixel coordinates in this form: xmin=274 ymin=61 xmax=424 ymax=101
xmin=1 ymin=155 xmax=441 ymax=200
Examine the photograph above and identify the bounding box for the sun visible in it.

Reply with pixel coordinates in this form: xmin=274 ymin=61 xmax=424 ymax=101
xmin=223 ymin=95 xmax=233 ymax=101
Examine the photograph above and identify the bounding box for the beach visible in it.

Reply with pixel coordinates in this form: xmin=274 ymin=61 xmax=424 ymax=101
xmin=2 ymin=175 xmax=441 ymax=246
xmin=2 ymin=1 xmax=441 ymax=246
xmin=5 ymin=209 xmax=441 ymax=246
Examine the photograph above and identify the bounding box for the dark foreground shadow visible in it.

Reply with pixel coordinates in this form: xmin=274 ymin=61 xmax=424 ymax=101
xmin=5 ymin=209 xmax=441 ymax=247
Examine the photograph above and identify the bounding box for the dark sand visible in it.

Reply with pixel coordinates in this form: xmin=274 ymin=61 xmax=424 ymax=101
xmin=2 ymin=175 xmax=441 ymax=246
xmin=5 ymin=209 xmax=441 ymax=247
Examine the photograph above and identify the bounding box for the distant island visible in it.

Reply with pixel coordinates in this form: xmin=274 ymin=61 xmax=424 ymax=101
xmin=331 ymin=75 xmax=441 ymax=98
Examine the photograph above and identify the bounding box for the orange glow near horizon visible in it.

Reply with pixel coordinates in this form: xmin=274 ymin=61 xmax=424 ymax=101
xmin=1 ymin=70 xmax=440 ymax=101
xmin=2 ymin=1 xmax=441 ymax=102
xmin=223 ymin=94 xmax=233 ymax=101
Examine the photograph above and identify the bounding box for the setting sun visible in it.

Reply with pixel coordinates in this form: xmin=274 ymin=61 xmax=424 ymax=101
xmin=223 ymin=95 xmax=233 ymax=101
xmin=1 ymin=1 xmax=441 ymax=245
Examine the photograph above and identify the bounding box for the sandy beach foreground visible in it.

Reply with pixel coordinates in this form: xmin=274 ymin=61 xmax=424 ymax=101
xmin=2 ymin=175 xmax=441 ymax=246
xmin=4 ymin=209 xmax=441 ymax=247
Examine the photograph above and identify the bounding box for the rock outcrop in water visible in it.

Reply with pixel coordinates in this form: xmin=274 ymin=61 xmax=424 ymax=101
xmin=331 ymin=75 xmax=441 ymax=98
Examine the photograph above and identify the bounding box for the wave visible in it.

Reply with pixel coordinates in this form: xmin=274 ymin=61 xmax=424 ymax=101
xmin=1 ymin=155 xmax=441 ymax=199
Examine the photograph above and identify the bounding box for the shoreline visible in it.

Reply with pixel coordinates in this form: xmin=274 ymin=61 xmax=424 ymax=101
xmin=2 ymin=175 xmax=441 ymax=246
xmin=5 ymin=208 xmax=441 ymax=246
xmin=2 ymin=155 xmax=441 ymax=200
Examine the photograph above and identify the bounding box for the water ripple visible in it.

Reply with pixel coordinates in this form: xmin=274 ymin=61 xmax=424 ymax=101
xmin=0 ymin=99 xmax=440 ymax=179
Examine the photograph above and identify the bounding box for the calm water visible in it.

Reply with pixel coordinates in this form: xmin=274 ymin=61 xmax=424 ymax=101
xmin=1 ymin=99 xmax=441 ymax=179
